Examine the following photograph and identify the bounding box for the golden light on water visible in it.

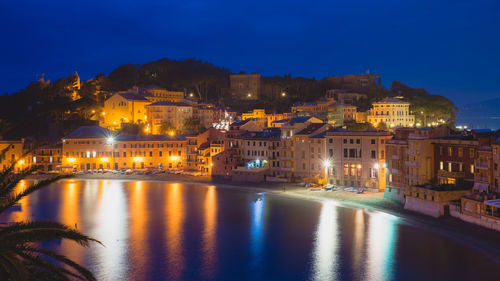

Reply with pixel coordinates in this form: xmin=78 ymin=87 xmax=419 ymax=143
xmin=130 ymin=181 xmax=148 ymax=279
xmin=166 ymin=183 xmax=185 ymax=280
xmin=312 ymin=201 xmax=339 ymax=281
xmin=202 ymin=186 xmax=217 ymax=278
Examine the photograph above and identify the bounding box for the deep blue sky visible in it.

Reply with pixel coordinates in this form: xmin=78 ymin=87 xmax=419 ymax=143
xmin=1 ymin=0 xmax=499 ymax=105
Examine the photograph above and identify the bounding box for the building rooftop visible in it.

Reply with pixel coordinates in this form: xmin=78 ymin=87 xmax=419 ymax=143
xmin=296 ymin=123 xmax=326 ymax=135
xmin=240 ymin=128 xmax=281 ymax=140
xmin=147 ymin=101 xmax=192 ymax=107
xmin=118 ymin=92 xmax=150 ymax=101
xmin=116 ymin=134 xmax=186 ymax=141
xmin=373 ymin=97 xmax=409 ymax=104
xmin=65 ymin=126 xmax=111 ymax=139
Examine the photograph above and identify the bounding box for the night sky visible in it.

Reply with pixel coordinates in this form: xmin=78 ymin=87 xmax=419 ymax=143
xmin=1 ymin=0 xmax=499 ymax=105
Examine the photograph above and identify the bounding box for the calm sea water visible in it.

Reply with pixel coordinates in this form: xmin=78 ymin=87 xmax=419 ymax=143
xmin=1 ymin=179 xmax=499 ymax=281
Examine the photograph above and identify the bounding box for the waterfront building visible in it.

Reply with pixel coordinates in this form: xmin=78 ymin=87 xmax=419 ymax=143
xmin=404 ymin=184 xmax=470 ymax=217
xmin=367 ymin=97 xmax=415 ymax=128
xmin=325 ymin=129 xmax=392 ymax=191
xmin=28 ymin=144 xmax=62 ymax=172
xmin=493 ymin=141 xmax=500 ymax=193
xmin=0 ymin=139 xmax=25 ymax=172
xmin=292 ymin=123 xmax=330 ymax=181
xmin=102 ymin=91 xmax=150 ymax=129
xmin=62 ymin=126 xmax=187 ymax=170
xmin=230 ymin=73 xmax=261 ymax=100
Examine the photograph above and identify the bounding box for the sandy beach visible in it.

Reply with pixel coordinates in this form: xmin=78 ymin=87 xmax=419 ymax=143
xmin=27 ymin=172 xmax=500 ymax=262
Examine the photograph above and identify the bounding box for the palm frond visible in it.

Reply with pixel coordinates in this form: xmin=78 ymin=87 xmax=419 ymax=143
xmin=0 ymin=221 xmax=102 ymax=247
xmin=0 ymin=174 xmax=73 ymax=215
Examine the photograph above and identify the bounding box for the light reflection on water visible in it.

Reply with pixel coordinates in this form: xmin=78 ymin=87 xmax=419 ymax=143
xmin=2 ymin=179 xmax=499 ymax=281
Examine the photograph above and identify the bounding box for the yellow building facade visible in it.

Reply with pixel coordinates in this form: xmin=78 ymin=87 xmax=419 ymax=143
xmin=368 ymin=97 xmax=415 ymax=128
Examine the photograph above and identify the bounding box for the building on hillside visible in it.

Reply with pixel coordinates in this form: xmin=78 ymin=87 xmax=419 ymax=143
xmin=326 ymin=89 xmax=367 ymax=104
xmin=102 ymin=92 xmax=150 ymax=129
xmin=0 ymin=139 xmax=25 ymax=172
xmin=230 ymin=73 xmax=261 ymax=100
xmin=183 ymin=127 xmax=225 ymax=173
xmin=367 ymin=97 xmax=415 ymax=128
xmin=62 ymin=126 xmax=187 ymax=171
xmin=142 ymin=85 xmax=185 ymax=103
xmin=146 ymin=101 xmax=194 ymax=134
xmin=241 ymin=109 xmax=284 ymax=127
xmin=325 ymin=129 xmax=392 ymax=191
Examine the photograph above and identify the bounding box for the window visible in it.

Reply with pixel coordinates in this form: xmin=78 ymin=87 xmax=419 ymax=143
xmin=371 ymin=150 xmax=376 ymax=159
xmin=344 ymin=164 xmax=349 ymax=176
xmin=371 ymin=139 xmax=375 ymax=144
xmin=343 ymin=139 xmax=347 ymax=144
xmin=350 ymin=164 xmax=356 ymax=176
xmin=329 ymin=149 xmax=333 ymax=157
xmin=440 ymin=161 xmax=444 ymax=170
xmin=448 ymin=147 xmax=452 ymax=157
xmin=381 ymin=150 xmax=385 ymax=159
xmin=329 ymin=139 xmax=333 ymax=143
xmin=344 ymin=149 xmax=348 ymax=158
xmin=458 ymin=148 xmax=463 ymax=158
xmin=350 ymin=139 xmax=353 ymax=144
xmin=470 ymin=164 xmax=474 ymax=174
xmin=349 ymin=149 xmax=356 ymax=158
xmin=459 ymin=163 xmax=463 ymax=172
xmin=448 ymin=162 xmax=452 ymax=172
xmin=469 ymin=148 xmax=474 ymax=158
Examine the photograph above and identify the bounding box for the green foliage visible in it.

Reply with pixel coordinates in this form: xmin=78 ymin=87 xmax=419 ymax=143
xmin=183 ymin=118 xmax=205 ymax=134
xmin=0 ymin=149 xmax=100 ymax=280
xmin=159 ymin=122 xmax=176 ymax=135
xmin=347 ymin=122 xmax=375 ymax=132
xmin=376 ymin=121 xmax=388 ymax=131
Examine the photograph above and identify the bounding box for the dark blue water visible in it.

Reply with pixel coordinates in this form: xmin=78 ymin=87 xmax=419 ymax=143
xmin=1 ymin=179 xmax=499 ymax=281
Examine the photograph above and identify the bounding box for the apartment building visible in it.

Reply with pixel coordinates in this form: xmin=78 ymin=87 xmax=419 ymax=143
xmin=146 ymin=101 xmax=194 ymax=134
xmin=325 ymin=129 xmax=392 ymax=191
xmin=62 ymin=126 xmax=187 ymax=171
xmin=367 ymin=97 xmax=415 ymax=128
xmin=293 ymin=123 xmax=330 ymax=180
xmin=0 ymin=139 xmax=25 ymax=172
xmin=102 ymin=92 xmax=150 ymax=129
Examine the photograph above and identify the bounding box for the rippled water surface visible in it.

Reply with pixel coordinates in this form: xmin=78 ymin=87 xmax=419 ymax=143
xmin=2 ymin=179 xmax=499 ymax=281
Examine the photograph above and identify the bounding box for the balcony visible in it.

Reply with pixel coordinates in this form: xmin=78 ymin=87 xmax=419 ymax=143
xmin=475 ymin=161 xmax=489 ymax=169
xmin=437 ymin=170 xmax=465 ymax=179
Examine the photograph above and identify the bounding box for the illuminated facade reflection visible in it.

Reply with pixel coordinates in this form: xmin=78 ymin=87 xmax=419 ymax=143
xmin=94 ymin=181 xmax=128 ymax=280
xmin=11 ymin=180 xmax=30 ymax=222
xmin=166 ymin=183 xmax=185 ymax=279
xmin=311 ymin=201 xmax=339 ymax=281
xmin=59 ymin=180 xmax=84 ymax=263
xmin=366 ymin=211 xmax=398 ymax=281
xmin=202 ymin=186 xmax=217 ymax=278
xmin=129 ymin=181 xmax=148 ymax=279
xmin=352 ymin=208 xmax=365 ymax=280
xmin=250 ymin=193 xmax=266 ymax=270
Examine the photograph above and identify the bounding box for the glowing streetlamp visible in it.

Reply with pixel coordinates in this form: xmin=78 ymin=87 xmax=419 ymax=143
xmin=323 ymin=159 xmax=331 ymax=187
xmin=106 ymin=136 xmax=115 ymax=170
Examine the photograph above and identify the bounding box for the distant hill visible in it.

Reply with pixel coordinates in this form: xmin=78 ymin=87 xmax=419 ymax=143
xmin=457 ymin=98 xmax=500 ymax=130
xmin=0 ymin=57 xmax=459 ymax=138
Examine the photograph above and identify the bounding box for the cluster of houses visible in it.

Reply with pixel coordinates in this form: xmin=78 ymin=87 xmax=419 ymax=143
xmin=1 ymin=85 xmax=499 ymax=230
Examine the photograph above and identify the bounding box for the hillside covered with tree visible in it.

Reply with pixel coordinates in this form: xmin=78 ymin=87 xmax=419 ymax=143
xmin=0 ymin=58 xmax=458 ymax=139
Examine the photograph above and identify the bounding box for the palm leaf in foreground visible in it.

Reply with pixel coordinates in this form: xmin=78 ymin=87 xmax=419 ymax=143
xmin=0 ymin=160 xmax=101 ymax=281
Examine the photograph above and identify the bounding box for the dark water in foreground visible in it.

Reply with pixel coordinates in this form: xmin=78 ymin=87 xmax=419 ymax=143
xmin=1 ymin=179 xmax=499 ymax=281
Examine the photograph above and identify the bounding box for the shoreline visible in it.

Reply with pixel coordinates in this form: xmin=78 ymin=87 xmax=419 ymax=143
xmin=29 ymin=173 xmax=500 ymax=263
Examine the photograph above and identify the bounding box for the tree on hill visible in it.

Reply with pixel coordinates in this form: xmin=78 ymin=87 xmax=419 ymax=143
xmin=159 ymin=122 xmax=176 ymax=135
xmin=183 ymin=118 xmax=205 ymax=134
xmin=376 ymin=121 xmax=388 ymax=131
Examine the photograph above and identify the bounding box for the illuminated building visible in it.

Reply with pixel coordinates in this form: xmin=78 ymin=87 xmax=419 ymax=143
xmin=241 ymin=109 xmax=284 ymax=127
xmin=141 ymin=84 xmax=185 ymax=103
xmin=324 ymin=129 xmax=392 ymax=191
xmin=25 ymin=144 xmax=62 ymax=172
xmin=102 ymin=91 xmax=150 ymax=129
xmin=292 ymin=123 xmax=330 ymax=181
xmin=367 ymin=97 xmax=415 ymax=128
xmin=146 ymin=101 xmax=194 ymax=134
xmin=0 ymin=139 xmax=25 ymax=172
xmin=62 ymin=126 xmax=187 ymax=170
xmin=230 ymin=73 xmax=261 ymax=100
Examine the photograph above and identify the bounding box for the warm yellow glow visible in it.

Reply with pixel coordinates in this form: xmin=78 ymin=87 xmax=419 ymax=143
xmin=169 ymin=131 xmax=175 ymax=136
xmin=91 ymin=110 xmax=95 ymax=113
xmin=166 ymin=184 xmax=185 ymax=278
xmin=144 ymin=126 xmax=150 ymax=133
xmin=210 ymin=162 xmax=214 ymax=167
xmin=102 ymin=112 xmax=106 ymax=116
xmin=18 ymin=160 xmax=25 ymax=165
xmin=202 ymin=186 xmax=217 ymax=275
xmin=113 ymin=121 xmax=117 ymax=125
xmin=170 ymin=156 xmax=179 ymax=161
xmin=357 ymin=164 xmax=362 ymax=169
xmin=101 ymin=157 xmax=109 ymax=162
xmin=67 ymin=158 xmax=76 ymax=163
xmin=134 ymin=157 xmax=143 ymax=162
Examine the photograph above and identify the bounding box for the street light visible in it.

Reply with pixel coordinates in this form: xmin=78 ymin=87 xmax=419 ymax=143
xmin=323 ymin=159 xmax=331 ymax=187
xmin=107 ymin=136 xmax=115 ymax=170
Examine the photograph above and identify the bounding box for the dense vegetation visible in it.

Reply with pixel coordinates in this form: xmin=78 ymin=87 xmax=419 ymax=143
xmin=0 ymin=58 xmax=458 ymax=139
